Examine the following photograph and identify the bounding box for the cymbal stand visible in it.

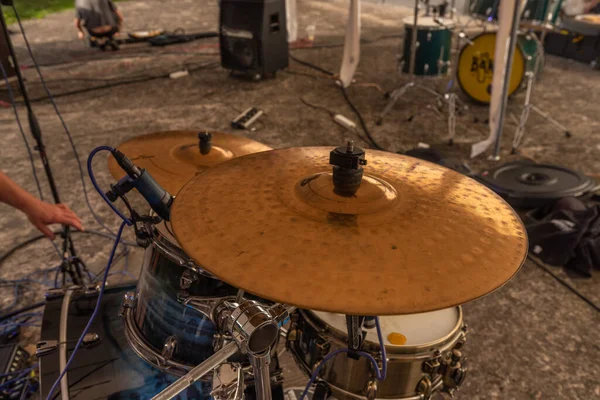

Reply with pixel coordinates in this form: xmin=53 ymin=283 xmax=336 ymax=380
xmin=511 ymin=43 xmax=571 ymax=152
xmin=151 ymin=298 xmax=295 ymax=400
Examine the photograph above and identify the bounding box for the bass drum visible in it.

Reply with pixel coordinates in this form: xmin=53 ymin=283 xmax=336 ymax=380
xmin=457 ymin=32 xmax=544 ymax=104
xmin=287 ymin=307 xmax=468 ymax=400
xmin=121 ymin=217 xmax=279 ymax=379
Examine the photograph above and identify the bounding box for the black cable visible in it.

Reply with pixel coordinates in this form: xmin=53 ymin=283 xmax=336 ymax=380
xmin=0 ymin=230 xmax=139 ymax=269
xmin=0 ymin=301 xmax=45 ymax=323
xmin=23 ymin=62 xmax=220 ymax=103
xmin=56 ymin=359 xmax=117 ymax=400
xmin=0 ymin=62 xmax=45 ymax=201
xmin=299 ymin=97 xmax=335 ymax=116
xmin=288 ymin=56 xmax=383 ymax=150
xmin=339 ymin=86 xmax=386 ymax=151
xmin=0 ymin=235 xmax=46 ymax=266
xmin=528 ymin=255 xmax=600 ymax=313
xmin=289 ymin=54 xmax=335 ymax=76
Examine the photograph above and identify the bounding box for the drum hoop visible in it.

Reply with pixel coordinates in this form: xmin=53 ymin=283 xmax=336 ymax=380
xmin=456 ymin=31 xmax=527 ymax=104
xmin=120 ymin=295 xmax=199 ymax=377
xmin=298 ymin=307 xmax=464 ymax=356
xmin=323 ymin=376 xmax=444 ymax=400
xmin=147 ymin=221 xmax=215 ymax=278
xmin=403 ymin=17 xmax=455 ymax=31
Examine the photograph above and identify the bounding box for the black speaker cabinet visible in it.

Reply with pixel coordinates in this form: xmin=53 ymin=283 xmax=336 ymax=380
xmin=220 ymin=0 xmax=289 ymax=77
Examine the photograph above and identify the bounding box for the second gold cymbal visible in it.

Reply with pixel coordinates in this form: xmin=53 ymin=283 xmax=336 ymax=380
xmin=171 ymin=146 xmax=528 ymax=316
xmin=107 ymin=130 xmax=272 ymax=195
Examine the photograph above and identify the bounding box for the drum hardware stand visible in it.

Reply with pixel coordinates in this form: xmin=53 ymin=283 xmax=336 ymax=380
xmin=510 ymin=21 xmax=571 ymax=152
xmin=377 ymin=1 xmax=467 ymax=144
xmin=0 ymin=0 xmax=93 ymax=286
xmin=211 ymin=363 xmax=245 ymax=400
xmin=483 ymin=0 xmax=523 ymax=161
xmin=511 ymin=62 xmax=572 ymax=153
xmin=151 ymin=297 xmax=295 ymax=400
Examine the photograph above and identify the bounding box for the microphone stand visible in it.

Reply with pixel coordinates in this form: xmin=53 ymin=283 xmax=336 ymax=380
xmin=0 ymin=1 xmax=87 ymax=285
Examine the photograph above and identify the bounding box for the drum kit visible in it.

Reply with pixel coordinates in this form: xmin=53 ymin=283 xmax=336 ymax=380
xmin=61 ymin=128 xmax=531 ymax=400
xmin=378 ymin=0 xmax=570 ymax=150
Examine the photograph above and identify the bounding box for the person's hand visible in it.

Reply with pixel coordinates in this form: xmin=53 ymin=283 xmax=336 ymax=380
xmin=22 ymin=199 xmax=83 ymax=239
xmin=78 ymin=31 xmax=84 ymax=40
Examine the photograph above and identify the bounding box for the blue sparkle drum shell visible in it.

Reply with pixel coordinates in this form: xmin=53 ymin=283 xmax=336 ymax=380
xmin=124 ymin=219 xmax=277 ymax=376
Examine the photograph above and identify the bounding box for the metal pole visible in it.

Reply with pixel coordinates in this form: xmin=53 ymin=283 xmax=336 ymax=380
xmin=151 ymin=342 xmax=239 ymax=400
xmin=250 ymin=349 xmax=273 ymax=400
xmin=491 ymin=0 xmax=523 ymax=158
xmin=408 ymin=0 xmax=420 ymax=76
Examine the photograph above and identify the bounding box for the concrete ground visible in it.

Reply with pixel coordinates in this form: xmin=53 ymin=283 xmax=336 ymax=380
xmin=0 ymin=0 xmax=599 ymax=399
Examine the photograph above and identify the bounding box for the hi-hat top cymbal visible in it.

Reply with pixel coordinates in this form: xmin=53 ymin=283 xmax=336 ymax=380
xmin=171 ymin=145 xmax=527 ymax=315
xmin=107 ymin=130 xmax=272 ymax=195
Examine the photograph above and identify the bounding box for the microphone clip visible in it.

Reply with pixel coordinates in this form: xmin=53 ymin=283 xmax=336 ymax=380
xmin=106 ymin=176 xmax=136 ymax=202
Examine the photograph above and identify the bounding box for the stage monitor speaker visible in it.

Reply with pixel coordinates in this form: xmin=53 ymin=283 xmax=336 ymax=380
xmin=219 ymin=0 xmax=289 ymax=77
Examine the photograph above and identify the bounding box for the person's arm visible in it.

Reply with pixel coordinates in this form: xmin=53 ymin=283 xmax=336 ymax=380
xmin=74 ymin=18 xmax=85 ymax=40
xmin=0 ymin=172 xmax=83 ymax=239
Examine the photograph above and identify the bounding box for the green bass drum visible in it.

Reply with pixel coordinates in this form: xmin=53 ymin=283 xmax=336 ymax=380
xmin=402 ymin=16 xmax=454 ymax=76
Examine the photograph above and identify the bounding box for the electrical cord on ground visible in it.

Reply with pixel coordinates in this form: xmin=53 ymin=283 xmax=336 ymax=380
xmin=0 ymin=301 xmax=45 ymax=323
xmin=299 ymin=97 xmax=336 ymax=116
xmin=289 ymin=54 xmax=335 ymax=76
xmin=20 ymin=62 xmax=220 ymax=103
xmin=339 ymin=86 xmax=386 ymax=151
xmin=0 ymin=62 xmax=44 ymax=201
xmin=528 ymin=255 xmax=600 ymax=313
xmin=299 ymin=317 xmax=387 ymax=400
xmin=0 ymin=230 xmax=138 ymax=269
xmin=287 ymin=54 xmax=386 ymax=151
xmin=45 ymin=220 xmax=127 ymax=400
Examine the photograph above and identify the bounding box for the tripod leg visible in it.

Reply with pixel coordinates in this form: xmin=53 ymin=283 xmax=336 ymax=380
xmin=448 ymin=93 xmax=456 ymax=145
xmin=376 ymin=82 xmax=414 ymax=125
xmin=530 ymin=105 xmax=572 ymax=138
xmin=512 ymin=73 xmax=534 ymax=153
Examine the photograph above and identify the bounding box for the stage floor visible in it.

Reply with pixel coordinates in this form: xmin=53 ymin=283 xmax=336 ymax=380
xmin=0 ymin=1 xmax=599 ymax=399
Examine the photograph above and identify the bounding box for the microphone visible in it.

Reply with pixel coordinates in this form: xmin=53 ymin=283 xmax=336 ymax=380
xmin=111 ymin=149 xmax=173 ymax=221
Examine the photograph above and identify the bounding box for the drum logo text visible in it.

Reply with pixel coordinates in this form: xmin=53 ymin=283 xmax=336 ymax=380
xmin=470 ymin=53 xmax=493 ymax=83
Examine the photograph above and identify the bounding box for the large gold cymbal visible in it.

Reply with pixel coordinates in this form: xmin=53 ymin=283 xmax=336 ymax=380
xmin=107 ymin=130 xmax=272 ymax=195
xmin=171 ymin=147 xmax=528 ymax=315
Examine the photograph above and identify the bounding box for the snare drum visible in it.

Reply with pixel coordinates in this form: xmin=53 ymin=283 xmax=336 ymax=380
xmin=120 ymin=218 xmax=280 ymax=378
xmin=402 ymin=16 xmax=454 ymax=76
xmin=457 ymin=32 xmax=544 ymax=103
xmin=287 ymin=307 xmax=468 ymax=400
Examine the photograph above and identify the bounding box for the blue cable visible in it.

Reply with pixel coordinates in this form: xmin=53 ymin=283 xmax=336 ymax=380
xmin=87 ymin=146 xmax=132 ymax=226
xmin=0 ymin=365 xmax=36 ymax=390
xmin=11 ymin=4 xmax=118 ymax=237
xmin=45 ymin=220 xmax=127 ymax=400
xmin=299 ymin=317 xmax=388 ymax=400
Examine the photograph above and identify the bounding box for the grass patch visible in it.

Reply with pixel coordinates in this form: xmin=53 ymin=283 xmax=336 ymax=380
xmin=3 ymin=0 xmax=122 ymax=25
